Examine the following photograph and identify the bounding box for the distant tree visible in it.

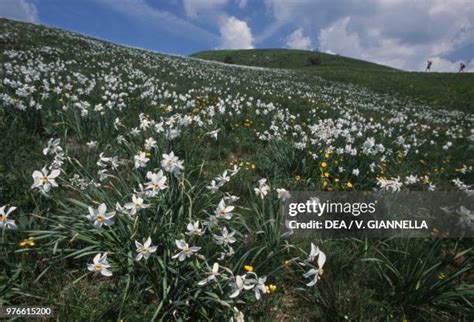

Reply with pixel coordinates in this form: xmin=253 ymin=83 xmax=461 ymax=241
xmin=223 ymin=55 xmax=235 ymax=64
xmin=307 ymin=56 xmax=321 ymax=66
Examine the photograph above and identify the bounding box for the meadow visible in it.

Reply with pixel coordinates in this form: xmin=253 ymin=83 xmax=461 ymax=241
xmin=1 ymin=18 xmax=473 ymax=321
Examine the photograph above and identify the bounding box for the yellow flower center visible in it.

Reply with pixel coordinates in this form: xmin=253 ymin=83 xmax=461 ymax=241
xmin=96 ymin=214 xmax=105 ymax=222
xmin=42 ymin=176 xmax=49 ymax=183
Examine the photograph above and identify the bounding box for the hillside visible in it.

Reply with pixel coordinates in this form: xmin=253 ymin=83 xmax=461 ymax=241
xmin=192 ymin=49 xmax=474 ymax=112
xmin=1 ymin=18 xmax=473 ymax=321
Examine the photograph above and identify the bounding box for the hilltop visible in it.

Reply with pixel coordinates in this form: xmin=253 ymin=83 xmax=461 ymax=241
xmin=192 ymin=49 xmax=474 ymax=112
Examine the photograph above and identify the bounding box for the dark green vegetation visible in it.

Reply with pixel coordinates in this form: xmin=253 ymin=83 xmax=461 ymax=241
xmin=192 ymin=49 xmax=474 ymax=112
xmin=1 ymin=19 xmax=473 ymax=321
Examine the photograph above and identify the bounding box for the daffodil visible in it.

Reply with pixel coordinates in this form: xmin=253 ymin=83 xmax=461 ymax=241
xmin=31 ymin=167 xmax=60 ymax=194
xmin=304 ymin=243 xmax=326 ymax=287
xmin=124 ymin=194 xmax=150 ymax=216
xmin=276 ymin=188 xmax=291 ymax=201
xmin=197 ymin=262 xmax=220 ymax=286
xmin=186 ymin=221 xmax=204 ymax=236
xmin=213 ymin=227 xmax=236 ymax=245
xmin=215 ymin=199 xmax=235 ymax=220
xmin=87 ymin=203 xmax=115 ymax=228
xmin=145 ymin=170 xmax=168 ymax=193
xmin=161 ymin=151 xmax=184 ymax=175
xmin=134 ymin=151 xmax=150 ymax=169
xmin=135 ymin=237 xmax=157 ymax=261
xmin=172 ymin=239 xmax=201 ymax=261
xmin=0 ymin=205 xmax=17 ymax=230
xmin=87 ymin=253 xmax=112 ymax=277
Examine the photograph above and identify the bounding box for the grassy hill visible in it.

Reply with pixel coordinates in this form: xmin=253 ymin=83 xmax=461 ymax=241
xmin=1 ymin=18 xmax=473 ymax=321
xmin=192 ymin=49 xmax=474 ymax=112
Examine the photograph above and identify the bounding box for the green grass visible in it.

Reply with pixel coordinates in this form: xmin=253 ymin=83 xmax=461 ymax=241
xmin=192 ymin=49 xmax=474 ymax=112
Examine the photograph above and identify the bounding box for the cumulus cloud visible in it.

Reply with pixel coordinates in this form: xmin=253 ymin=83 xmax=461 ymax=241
xmin=218 ymin=16 xmax=253 ymax=49
xmin=286 ymin=28 xmax=312 ymax=50
xmin=264 ymin=0 xmax=474 ymax=71
xmin=183 ymin=0 xmax=228 ymax=18
xmin=318 ymin=15 xmax=473 ymax=71
xmin=0 ymin=0 xmax=38 ymax=22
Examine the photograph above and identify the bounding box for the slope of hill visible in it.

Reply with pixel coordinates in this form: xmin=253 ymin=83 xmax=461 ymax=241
xmin=192 ymin=49 xmax=474 ymax=112
xmin=1 ymin=18 xmax=473 ymax=321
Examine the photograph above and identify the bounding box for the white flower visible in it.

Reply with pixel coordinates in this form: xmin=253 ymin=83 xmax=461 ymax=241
xmin=124 ymin=194 xmax=150 ymax=216
xmin=254 ymin=181 xmax=270 ymax=199
xmin=86 ymin=203 xmax=115 ymax=228
xmin=215 ymin=170 xmax=230 ymax=187
xmin=229 ymin=275 xmax=252 ymax=298
xmin=404 ymin=174 xmax=418 ymax=185
xmin=276 ymin=188 xmax=291 ymax=201
xmin=0 ymin=205 xmax=17 ymax=230
xmin=197 ymin=262 xmax=220 ymax=286
xmin=458 ymin=206 xmax=474 ymax=227
xmin=43 ymin=138 xmax=61 ymax=155
xmin=304 ymin=244 xmax=326 ymax=287
xmin=135 ymin=237 xmax=158 ymax=261
xmin=215 ymin=199 xmax=235 ymax=220
xmin=145 ymin=170 xmax=168 ymax=193
xmin=376 ymin=177 xmax=402 ymax=192
xmin=206 ymin=180 xmax=220 ymax=193
xmin=229 ymin=165 xmax=240 ymax=176
xmin=144 ymin=137 xmax=157 ymax=151
xmin=31 ymin=167 xmax=60 ymax=194
xmin=172 ymin=239 xmax=201 ymax=261
xmin=186 ymin=221 xmax=204 ymax=236
xmin=87 ymin=253 xmax=112 ymax=277
xmin=352 ymin=168 xmax=360 ymax=176
xmin=134 ymin=151 xmax=150 ymax=169
xmin=213 ymin=227 xmax=236 ymax=245
xmin=86 ymin=140 xmax=97 ymax=149
xmin=161 ymin=151 xmax=184 ymax=175
xmin=206 ymin=129 xmax=220 ymax=140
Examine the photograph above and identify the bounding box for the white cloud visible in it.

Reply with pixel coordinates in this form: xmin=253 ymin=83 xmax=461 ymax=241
xmin=183 ymin=0 xmax=228 ymax=18
xmin=286 ymin=28 xmax=312 ymax=50
xmin=264 ymin=0 xmax=474 ymax=71
xmin=218 ymin=16 xmax=253 ymax=49
xmin=319 ymin=15 xmax=473 ymax=71
xmin=0 ymin=0 xmax=38 ymax=22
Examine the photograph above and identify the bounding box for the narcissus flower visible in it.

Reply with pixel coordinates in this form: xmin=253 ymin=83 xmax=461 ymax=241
xmin=161 ymin=151 xmax=184 ymax=175
xmin=172 ymin=239 xmax=201 ymax=261
xmin=87 ymin=253 xmax=112 ymax=277
xmin=197 ymin=262 xmax=220 ymax=286
xmin=125 ymin=194 xmax=150 ymax=216
xmin=213 ymin=227 xmax=236 ymax=245
xmin=135 ymin=237 xmax=157 ymax=261
xmin=145 ymin=170 xmax=168 ymax=193
xmin=186 ymin=221 xmax=204 ymax=236
xmin=134 ymin=151 xmax=150 ymax=169
xmin=215 ymin=199 xmax=235 ymax=220
xmin=31 ymin=167 xmax=60 ymax=194
xmin=87 ymin=203 xmax=115 ymax=228
xmin=0 ymin=205 xmax=17 ymax=230
xmin=304 ymin=243 xmax=326 ymax=287
xmin=276 ymin=188 xmax=291 ymax=201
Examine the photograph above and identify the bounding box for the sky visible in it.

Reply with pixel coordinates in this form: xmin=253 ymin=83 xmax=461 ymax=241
xmin=1 ymin=0 xmax=473 ymax=72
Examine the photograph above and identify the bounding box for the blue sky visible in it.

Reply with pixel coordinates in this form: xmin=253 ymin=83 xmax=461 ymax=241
xmin=1 ymin=0 xmax=473 ymax=71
